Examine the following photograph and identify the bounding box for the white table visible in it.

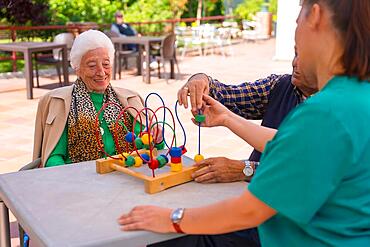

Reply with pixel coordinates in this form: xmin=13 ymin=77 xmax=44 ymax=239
xmin=0 ymin=157 xmax=246 ymax=247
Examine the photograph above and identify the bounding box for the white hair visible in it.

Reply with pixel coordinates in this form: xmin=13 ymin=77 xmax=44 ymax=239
xmin=70 ymin=30 xmax=115 ymax=70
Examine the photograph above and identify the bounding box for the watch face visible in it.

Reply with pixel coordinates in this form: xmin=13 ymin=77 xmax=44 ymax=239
xmin=243 ymin=166 xmax=254 ymax=177
xmin=171 ymin=208 xmax=184 ymax=223
xmin=244 ymin=167 xmax=253 ymax=176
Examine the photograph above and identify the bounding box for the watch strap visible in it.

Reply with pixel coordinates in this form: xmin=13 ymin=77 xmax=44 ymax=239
xmin=172 ymin=222 xmax=184 ymax=233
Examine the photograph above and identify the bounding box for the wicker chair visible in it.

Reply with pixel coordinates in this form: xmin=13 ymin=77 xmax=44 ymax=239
xmin=34 ymin=33 xmax=74 ymax=87
xmin=154 ymin=33 xmax=180 ymax=82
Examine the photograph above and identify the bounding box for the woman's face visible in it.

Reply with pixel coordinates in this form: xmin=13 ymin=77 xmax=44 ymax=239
xmin=77 ymin=47 xmax=111 ymax=93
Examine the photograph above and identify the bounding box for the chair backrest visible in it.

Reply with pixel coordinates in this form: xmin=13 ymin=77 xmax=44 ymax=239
xmin=161 ymin=33 xmax=176 ymax=59
xmin=53 ymin=32 xmax=75 ymax=60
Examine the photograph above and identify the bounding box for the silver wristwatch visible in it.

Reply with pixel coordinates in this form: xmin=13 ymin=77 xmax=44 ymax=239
xmin=242 ymin=160 xmax=254 ymax=177
xmin=171 ymin=208 xmax=185 ymax=223
xmin=171 ymin=208 xmax=185 ymax=233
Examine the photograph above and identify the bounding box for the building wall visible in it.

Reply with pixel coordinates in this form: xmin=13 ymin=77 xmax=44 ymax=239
xmin=274 ymin=0 xmax=301 ymax=60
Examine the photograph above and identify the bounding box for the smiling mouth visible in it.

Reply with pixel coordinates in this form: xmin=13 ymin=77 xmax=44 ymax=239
xmin=94 ymin=78 xmax=107 ymax=83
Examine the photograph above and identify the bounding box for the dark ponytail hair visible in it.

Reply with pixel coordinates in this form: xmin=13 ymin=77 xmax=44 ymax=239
xmin=305 ymin=0 xmax=370 ymax=80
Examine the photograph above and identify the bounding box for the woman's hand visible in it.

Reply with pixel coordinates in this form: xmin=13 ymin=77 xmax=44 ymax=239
xmin=178 ymin=73 xmax=210 ymax=112
xmin=193 ymin=94 xmax=231 ymax=127
xmin=151 ymin=125 xmax=164 ymax=143
xmin=118 ymin=205 xmax=174 ymax=233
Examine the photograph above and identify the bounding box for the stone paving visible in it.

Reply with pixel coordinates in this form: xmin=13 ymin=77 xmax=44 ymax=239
xmin=0 ymin=38 xmax=291 ymax=246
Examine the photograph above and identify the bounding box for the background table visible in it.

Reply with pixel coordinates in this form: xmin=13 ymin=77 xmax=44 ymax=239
xmin=111 ymin=36 xmax=172 ymax=84
xmin=0 ymin=157 xmax=246 ymax=247
xmin=0 ymin=42 xmax=69 ymax=99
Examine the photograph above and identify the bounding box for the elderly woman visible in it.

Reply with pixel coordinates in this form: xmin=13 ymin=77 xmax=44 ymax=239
xmin=33 ymin=30 xmax=162 ymax=167
xmin=118 ymin=0 xmax=370 ymax=246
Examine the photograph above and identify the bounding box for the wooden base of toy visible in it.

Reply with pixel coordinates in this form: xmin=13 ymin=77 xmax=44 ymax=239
xmin=96 ymin=150 xmax=197 ymax=194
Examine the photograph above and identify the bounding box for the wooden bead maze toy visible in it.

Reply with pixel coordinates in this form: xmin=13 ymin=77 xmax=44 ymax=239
xmin=95 ymin=93 xmax=205 ymax=194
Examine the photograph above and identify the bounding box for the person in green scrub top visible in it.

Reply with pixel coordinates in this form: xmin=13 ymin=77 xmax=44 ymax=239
xmin=118 ymin=1 xmax=370 ymax=246
xmin=32 ymin=30 xmax=163 ymax=168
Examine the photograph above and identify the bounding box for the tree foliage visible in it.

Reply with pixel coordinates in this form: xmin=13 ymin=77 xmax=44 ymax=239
xmin=170 ymin=0 xmax=189 ymax=19
xmin=234 ymin=0 xmax=264 ymax=21
xmin=48 ymin=0 xmax=126 ymax=24
xmin=124 ymin=0 xmax=175 ymax=33
xmin=47 ymin=0 xmax=191 ymax=33
xmin=181 ymin=0 xmax=224 ymax=19
xmin=0 ymin=0 xmax=50 ymax=25
xmin=234 ymin=0 xmax=277 ymax=21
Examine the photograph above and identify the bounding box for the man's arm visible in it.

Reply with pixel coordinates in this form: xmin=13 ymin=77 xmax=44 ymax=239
xmin=208 ymin=74 xmax=282 ymax=119
xmin=191 ymin=157 xmax=259 ymax=183
xmin=178 ymin=73 xmax=283 ymax=120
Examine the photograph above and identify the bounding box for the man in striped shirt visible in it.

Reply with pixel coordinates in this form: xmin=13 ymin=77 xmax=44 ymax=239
xmin=178 ymin=50 xmax=317 ymax=184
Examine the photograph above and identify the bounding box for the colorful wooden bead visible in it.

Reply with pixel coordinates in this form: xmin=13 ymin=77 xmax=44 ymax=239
xmin=124 ymin=132 xmax=136 ymax=143
xmin=156 ymin=155 xmax=167 ymax=168
xmin=141 ymin=133 xmax=153 ymax=145
xmin=134 ymin=156 xmax=143 ymax=167
xmin=195 ymin=114 xmax=206 ymax=123
xmin=141 ymin=153 xmax=150 ymax=163
xmin=134 ymin=137 xmax=144 ymax=149
xmin=170 ymin=162 xmax=182 ymax=172
xmin=169 ymin=147 xmax=182 ymax=157
xmin=194 ymin=154 xmax=204 ymax=163
xmin=119 ymin=152 xmax=130 ymax=165
xmin=171 ymin=156 xmax=182 ymax=164
xmin=125 ymin=155 xmax=135 ymax=167
xmin=148 ymin=159 xmax=159 ymax=169
xmin=159 ymin=154 xmax=169 ymax=164
xmin=179 ymin=145 xmax=187 ymax=155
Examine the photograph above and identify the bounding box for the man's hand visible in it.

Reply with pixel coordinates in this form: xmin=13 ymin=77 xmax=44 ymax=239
xmin=192 ymin=94 xmax=231 ymax=127
xmin=192 ymin=157 xmax=246 ymax=183
xmin=178 ymin=73 xmax=210 ymax=112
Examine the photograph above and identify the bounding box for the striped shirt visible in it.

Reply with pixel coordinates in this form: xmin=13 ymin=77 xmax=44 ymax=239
xmin=209 ymin=74 xmax=304 ymax=120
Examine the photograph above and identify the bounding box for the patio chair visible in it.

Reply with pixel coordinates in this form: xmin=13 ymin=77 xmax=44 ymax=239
xmin=180 ymin=26 xmax=204 ymax=58
xmin=104 ymin=30 xmax=140 ymax=79
xmin=154 ymin=33 xmax=180 ymax=82
xmin=34 ymin=33 xmax=74 ymax=88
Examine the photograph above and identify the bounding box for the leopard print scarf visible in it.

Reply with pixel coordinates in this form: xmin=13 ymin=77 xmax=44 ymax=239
xmin=67 ymin=79 xmax=133 ymax=163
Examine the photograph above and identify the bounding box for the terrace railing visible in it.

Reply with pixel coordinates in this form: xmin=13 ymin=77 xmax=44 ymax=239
xmin=0 ymin=16 xmax=236 ymax=72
